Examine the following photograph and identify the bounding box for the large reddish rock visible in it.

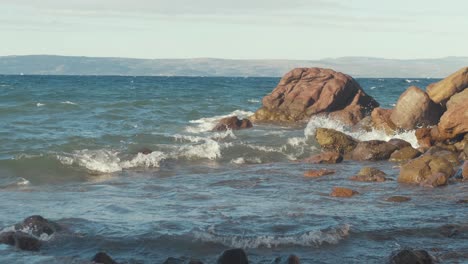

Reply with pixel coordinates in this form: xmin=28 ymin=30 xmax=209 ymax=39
xmin=212 ymin=116 xmax=253 ymax=131
xmin=437 ymin=89 xmax=468 ymax=139
xmin=250 ymin=68 xmax=378 ymax=124
xmin=426 ymin=66 xmax=468 ymax=104
xmin=349 ymin=140 xmax=398 ymax=161
xmin=371 ymin=108 xmax=396 ymax=134
xmin=390 ymin=86 xmax=443 ymax=130
xmin=398 ymin=155 xmax=454 ymax=186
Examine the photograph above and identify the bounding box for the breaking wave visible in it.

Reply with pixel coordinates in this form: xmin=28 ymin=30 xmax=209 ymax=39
xmin=185 ymin=110 xmax=254 ymax=133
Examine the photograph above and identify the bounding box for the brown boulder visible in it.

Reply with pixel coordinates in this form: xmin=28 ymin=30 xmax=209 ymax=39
xmin=350 ymin=167 xmax=387 ymax=182
xmin=330 ymin=187 xmax=359 ymax=197
xmin=437 ymin=89 xmax=468 ymax=139
xmin=390 ymin=86 xmax=443 ymax=130
xmin=371 ymin=108 xmax=396 ymax=134
xmin=349 ymin=140 xmax=398 ymax=161
xmin=424 ymin=147 xmax=460 ymax=166
xmin=463 ymin=161 xmax=468 ymax=180
xmin=386 ymin=196 xmax=411 ymax=203
xmin=212 ymin=116 xmax=253 ymax=131
xmin=315 ymin=128 xmax=358 ymax=154
xmin=420 ymin=172 xmax=449 ymax=187
xmin=388 ymin=138 xmax=412 ymax=150
xmin=304 ymin=169 xmax=336 ymax=178
xmin=398 ymin=155 xmax=454 ymax=186
xmin=415 ymin=128 xmax=434 ymax=148
xmin=389 ymin=147 xmax=421 ymax=162
xmin=250 ymin=68 xmax=378 ymax=124
xmin=302 ymin=151 xmax=343 ymax=164
xmin=426 ymin=66 xmax=468 ymax=104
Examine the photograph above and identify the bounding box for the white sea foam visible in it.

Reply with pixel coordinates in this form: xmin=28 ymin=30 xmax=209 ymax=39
xmin=175 ymin=136 xmax=222 ymax=160
xmin=405 ymin=79 xmax=420 ymax=83
xmin=17 ymin=178 xmax=30 ymax=186
xmin=370 ymin=86 xmax=377 ymax=90
xmin=61 ymin=101 xmax=77 ymax=105
xmin=36 ymin=103 xmax=45 ymax=107
xmin=304 ymin=116 xmax=419 ymax=148
xmin=185 ymin=110 xmax=254 ymax=133
xmin=230 ymin=157 xmax=262 ymax=164
xmin=248 ymin=99 xmax=260 ymax=103
xmin=0 ymin=226 xmax=54 ymax=241
xmin=193 ymin=224 xmax=349 ymax=248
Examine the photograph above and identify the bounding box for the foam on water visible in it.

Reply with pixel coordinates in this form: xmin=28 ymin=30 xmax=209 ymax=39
xmin=304 ymin=116 xmax=419 ymax=148
xmin=36 ymin=103 xmax=45 ymax=107
xmin=185 ymin=110 xmax=254 ymax=133
xmin=61 ymin=101 xmax=77 ymax=105
xmin=193 ymin=224 xmax=350 ymax=248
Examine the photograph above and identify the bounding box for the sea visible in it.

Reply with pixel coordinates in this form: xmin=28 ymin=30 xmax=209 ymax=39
xmin=0 ymin=75 xmax=467 ymax=263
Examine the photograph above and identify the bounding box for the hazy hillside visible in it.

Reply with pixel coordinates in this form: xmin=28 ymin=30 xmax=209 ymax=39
xmin=1 ymin=55 xmax=467 ymax=77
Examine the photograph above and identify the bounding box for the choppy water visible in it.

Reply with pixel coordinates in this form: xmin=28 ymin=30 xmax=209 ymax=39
xmin=1 ymin=75 xmax=467 ymax=263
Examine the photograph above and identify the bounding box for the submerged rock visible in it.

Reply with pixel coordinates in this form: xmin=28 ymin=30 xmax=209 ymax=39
xmin=250 ymin=68 xmax=378 ymax=123
xmin=304 ymin=169 xmax=336 ymax=178
xmin=398 ymin=155 xmax=454 ymax=186
xmin=92 ymin=252 xmax=118 ymax=264
xmin=217 ymin=248 xmax=248 ymax=264
xmin=213 ymin=116 xmax=253 ymax=131
xmin=272 ymin=254 xmax=301 ymax=264
xmin=389 ymin=147 xmax=421 ymax=162
xmin=349 ymin=140 xmax=398 ymax=161
xmin=137 ymin=147 xmax=153 ymax=155
xmin=388 ymin=249 xmax=435 ymax=264
xmin=386 ymin=196 xmax=411 ymax=203
xmin=426 ymin=66 xmax=468 ymax=105
xmin=330 ymin=187 xmax=359 ymax=197
xmin=302 ymin=151 xmax=343 ymax=164
xmin=14 ymin=215 xmax=61 ymax=237
xmin=350 ymin=167 xmax=387 ymax=182
xmin=315 ymin=128 xmax=358 ymax=154
xmin=0 ymin=231 xmax=41 ymax=251
xmin=390 ymin=86 xmax=442 ymax=130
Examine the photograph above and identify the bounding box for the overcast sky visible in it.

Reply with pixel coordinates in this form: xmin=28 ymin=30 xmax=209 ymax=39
xmin=1 ymin=0 xmax=467 ymax=59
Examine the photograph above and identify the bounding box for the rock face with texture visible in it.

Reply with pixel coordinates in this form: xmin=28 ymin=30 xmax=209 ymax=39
xmin=388 ymin=249 xmax=434 ymax=264
xmin=426 ymin=66 xmax=468 ymax=104
xmin=390 ymin=86 xmax=442 ymax=130
xmin=315 ymin=128 xmax=358 ymax=154
xmin=389 ymin=146 xmax=421 ymax=162
xmin=437 ymin=89 xmax=468 ymax=139
xmin=251 ymin=68 xmax=378 ymax=123
xmin=330 ymin=187 xmax=359 ymax=197
xmin=217 ymin=248 xmax=248 ymax=264
xmin=398 ymin=155 xmax=454 ymax=186
xmin=463 ymin=161 xmax=468 ymax=180
xmin=213 ymin=116 xmax=253 ymax=131
xmin=371 ymin=108 xmax=396 ymax=134
xmin=349 ymin=167 xmax=387 ymax=182
xmin=349 ymin=140 xmax=398 ymax=161
xmin=302 ymin=151 xmax=343 ymax=164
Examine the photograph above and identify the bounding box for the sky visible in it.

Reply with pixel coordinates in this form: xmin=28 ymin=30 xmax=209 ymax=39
xmin=1 ymin=0 xmax=467 ymax=60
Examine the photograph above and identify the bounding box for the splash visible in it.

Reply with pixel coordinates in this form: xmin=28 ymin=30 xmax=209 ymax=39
xmin=185 ymin=110 xmax=254 ymax=133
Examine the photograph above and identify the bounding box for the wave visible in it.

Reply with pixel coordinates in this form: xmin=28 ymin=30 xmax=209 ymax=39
xmin=405 ymin=79 xmax=420 ymax=83
xmin=36 ymin=102 xmax=45 ymax=107
xmin=185 ymin=110 xmax=254 ymax=133
xmin=304 ymin=116 xmax=419 ymax=148
xmin=247 ymin=99 xmax=260 ymax=103
xmin=192 ymin=224 xmax=350 ymax=248
xmin=60 ymin=101 xmax=77 ymax=105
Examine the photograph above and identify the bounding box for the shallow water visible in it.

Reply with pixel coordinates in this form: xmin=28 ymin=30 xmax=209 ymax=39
xmin=0 ymin=75 xmax=467 ymax=263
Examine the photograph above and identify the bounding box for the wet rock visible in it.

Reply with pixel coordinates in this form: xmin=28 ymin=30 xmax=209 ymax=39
xmin=415 ymin=128 xmax=433 ymax=149
xmin=217 ymin=248 xmax=248 ymax=264
xmin=315 ymin=128 xmax=358 ymax=154
xmin=0 ymin=231 xmax=41 ymax=251
xmin=163 ymin=257 xmax=185 ymax=264
xmin=92 ymin=252 xmax=118 ymax=264
xmin=187 ymin=259 xmax=204 ymax=264
xmin=272 ymin=254 xmax=301 ymax=264
xmin=350 ymin=167 xmax=387 ymax=182
xmin=213 ymin=116 xmax=253 ymax=131
xmin=15 ymin=215 xmax=61 ymax=237
xmin=388 ymin=138 xmax=412 ymax=150
xmin=420 ymin=172 xmax=449 ymax=187
xmin=386 ymin=196 xmax=411 ymax=203
xmin=462 ymin=160 xmax=468 ymax=180
xmin=327 ymin=102 xmax=366 ymax=126
xmin=330 ymin=187 xmax=359 ymax=197
xmin=424 ymin=147 xmax=459 ymax=166
xmin=304 ymin=169 xmax=336 ymax=178
xmin=302 ymin=151 xmax=343 ymax=164
xmin=426 ymin=66 xmax=468 ymax=104
xmin=388 ymin=249 xmax=434 ymax=264
xmin=398 ymin=155 xmax=454 ymax=186
xmin=371 ymin=107 xmax=396 ymax=134
xmin=250 ymin=67 xmax=378 ymax=123
xmin=437 ymin=89 xmax=468 ymax=140
xmin=389 ymin=147 xmax=421 ymax=162
xmin=349 ymin=140 xmax=398 ymax=161
xmin=390 ymin=86 xmax=442 ymax=130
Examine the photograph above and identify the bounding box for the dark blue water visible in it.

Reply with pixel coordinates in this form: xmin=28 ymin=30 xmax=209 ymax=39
xmin=1 ymin=75 xmax=466 ymax=263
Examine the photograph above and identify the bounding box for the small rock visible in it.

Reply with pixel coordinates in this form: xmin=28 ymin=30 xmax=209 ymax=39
xmin=330 ymin=187 xmax=359 ymax=197
xmin=213 ymin=116 xmax=252 ymax=131
xmin=389 ymin=147 xmax=421 ymax=162
xmin=388 ymin=138 xmax=412 ymax=150
xmin=217 ymin=248 xmax=248 ymax=264
xmin=15 ymin=215 xmax=61 ymax=237
xmin=304 ymin=169 xmax=336 ymax=178
xmin=349 ymin=140 xmax=398 ymax=161
xmin=386 ymin=196 xmax=411 ymax=203
xmin=272 ymin=254 xmax=301 ymax=264
xmin=350 ymin=167 xmax=387 ymax=182
xmin=388 ymin=249 xmax=435 ymax=264
xmin=137 ymin=147 xmax=153 ymax=155
xmin=0 ymin=231 xmax=41 ymax=251
xmin=92 ymin=252 xmax=118 ymax=264
xmin=302 ymin=151 xmax=343 ymax=164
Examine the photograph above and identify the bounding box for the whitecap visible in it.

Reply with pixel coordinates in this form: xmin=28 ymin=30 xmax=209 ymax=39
xmin=36 ymin=103 xmax=45 ymax=107
xmin=370 ymin=86 xmax=377 ymax=90
xmin=248 ymin=99 xmax=260 ymax=103
xmin=185 ymin=110 xmax=254 ymax=133
xmin=61 ymin=101 xmax=77 ymax=105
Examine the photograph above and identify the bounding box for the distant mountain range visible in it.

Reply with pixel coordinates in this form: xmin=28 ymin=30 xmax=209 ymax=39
xmin=1 ymin=55 xmax=467 ymax=77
